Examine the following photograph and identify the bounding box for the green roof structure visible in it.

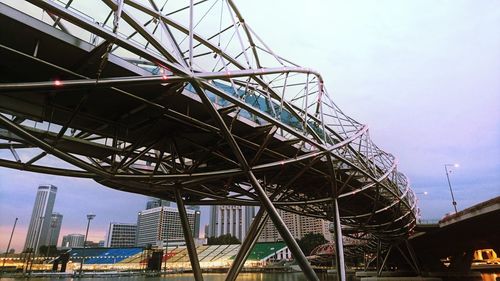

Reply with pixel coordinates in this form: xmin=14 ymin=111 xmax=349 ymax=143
xmin=230 ymin=242 xmax=288 ymax=261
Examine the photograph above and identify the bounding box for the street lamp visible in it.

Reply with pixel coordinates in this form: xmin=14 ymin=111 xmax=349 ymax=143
xmin=414 ymin=192 xmax=428 ymax=223
xmin=1 ymin=217 xmax=18 ymax=272
xmin=79 ymin=214 xmax=95 ymax=276
xmin=444 ymin=163 xmax=459 ymax=214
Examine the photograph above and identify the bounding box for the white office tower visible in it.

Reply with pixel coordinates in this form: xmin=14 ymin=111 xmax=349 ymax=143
xmin=61 ymin=234 xmax=85 ymax=247
xmin=48 ymin=213 xmax=63 ymax=246
xmin=106 ymin=223 xmax=137 ymax=247
xmin=23 ymin=185 xmax=57 ymax=253
xmin=136 ymin=206 xmax=198 ymax=247
xmin=208 ymin=206 xmax=255 ymax=242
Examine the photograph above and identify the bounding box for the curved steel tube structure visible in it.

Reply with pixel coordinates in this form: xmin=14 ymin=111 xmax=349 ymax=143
xmin=0 ymin=0 xmax=418 ymax=279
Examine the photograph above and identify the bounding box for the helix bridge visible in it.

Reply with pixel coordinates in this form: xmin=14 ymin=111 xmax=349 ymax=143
xmin=0 ymin=1 xmax=418 ymax=280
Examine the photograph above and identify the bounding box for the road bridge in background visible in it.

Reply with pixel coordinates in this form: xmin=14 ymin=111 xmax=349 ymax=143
xmin=411 ymin=196 xmax=500 ymax=273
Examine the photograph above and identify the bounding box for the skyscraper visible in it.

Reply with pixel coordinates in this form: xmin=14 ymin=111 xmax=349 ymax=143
xmin=136 ymin=206 xmax=198 ymax=247
xmin=48 ymin=213 xmax=63 ymax=246
xmin=208 ymin=206 xmax=255 ymax=242
xmin=24 ymin=185 xmax=57 ymax=254
xmin=193 ymin=209 xmax=201 ymax=239
xmin=106 ymin=223 xmax=137 ymax=247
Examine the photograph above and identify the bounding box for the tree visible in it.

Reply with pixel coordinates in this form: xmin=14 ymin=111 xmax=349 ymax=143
xmin=297 ymin=232 xmax=328 ymax=256
xmin=207 ymin=234 xmax=241 ymax=245
xmin=38 ymin=245 xmax=58 ymax=256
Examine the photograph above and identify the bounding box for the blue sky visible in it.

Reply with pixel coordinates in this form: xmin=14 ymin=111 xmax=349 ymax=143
xmin=1 ymin=0 xmax=499 ymax=252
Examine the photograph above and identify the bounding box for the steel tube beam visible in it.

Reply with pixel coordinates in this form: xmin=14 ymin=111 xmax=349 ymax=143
xmin=395 ymin=244 xmax=418 ymax=273
xmin=0 ymin=114 xmax=110 ymax=178
xmin=405 ymin=240 xmax=421 ymax=275
xmin=147 ymin=0 xmax=187 ymax=67
xmin=248 ymin=172 xmax=319 ymax=281
xmin=225 ymin=207 xmax=268 ymax=281
xmin=332 ymin=198 xmax=346 ymax=281
xmin=376 ymin=239 xmax=382 ymax=272
xmin=0 ymin=75 xmax=185 ymax=91
xmin=377 ymin=245 xmax=392 ymax=277
xmin=174 ymin=188 xmax=203 ymax=281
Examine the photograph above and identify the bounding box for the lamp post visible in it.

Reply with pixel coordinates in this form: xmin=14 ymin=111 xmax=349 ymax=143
xmin=79 ymin=214 xmax=95 ymax=276
xmin=1 ymin=217 xmax=18 ymax=272
xmin=444 ymin=164 xmax=459 ymax=214
xmin=415 ymin=192 xmax=428 ymax=223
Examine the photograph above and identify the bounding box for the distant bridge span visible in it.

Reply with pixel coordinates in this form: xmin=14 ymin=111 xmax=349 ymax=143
xmin=0 ymin=1 xmax=417 ymax=280
xmin=411 ymin=196 xmax=500 ymax=272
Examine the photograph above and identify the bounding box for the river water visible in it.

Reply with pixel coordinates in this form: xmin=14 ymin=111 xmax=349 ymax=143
xmin=0 ymin=273 xmax=350 ymax=281
xmin=0 ymin=272 xmax=498 ymax=281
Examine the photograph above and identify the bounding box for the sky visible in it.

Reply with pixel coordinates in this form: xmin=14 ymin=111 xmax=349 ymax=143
xmin=1 ymin=0 xmax=499 ymax=253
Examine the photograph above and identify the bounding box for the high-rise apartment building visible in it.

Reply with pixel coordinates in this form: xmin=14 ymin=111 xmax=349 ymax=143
xmin=258 ymin=209 xmax=331 ymax=242
xmin=48 ymin=213 xmax=63 ymax=246
xmin=61 ymin=234 xmax=85 ymax=247
xmin=136 ymin=206 xmax=199 ymax=247
xmin=106 ymin=223 xmax=137 ymax=247
xmin=208 ymin=206 xmax=255 ymax=242
xmin=24 ymin=185 xmax=57 ymax=253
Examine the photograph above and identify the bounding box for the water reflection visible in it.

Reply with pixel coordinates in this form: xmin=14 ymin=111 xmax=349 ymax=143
xmin=0 ymin=272 xmax=497 ymax=281
xmin=0 ymin=273 xmax=354 ymax=281
xmin=481 ymin=272 xmax=498 ymax=281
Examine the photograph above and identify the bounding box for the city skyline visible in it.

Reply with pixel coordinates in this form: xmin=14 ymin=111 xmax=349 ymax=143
xmin=1 ymin=0 xmax=499 ymax=254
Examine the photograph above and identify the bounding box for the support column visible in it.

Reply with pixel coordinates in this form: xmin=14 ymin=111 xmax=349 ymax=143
xmin=405 ymin=240 xmax=421 ymax=276
xmin=377 ymin=245 xmax=392 ymax=277
xmin=376 ymin=239 xmax=382 ymax=273
xmin=396 ymin=244 xmax=418 ymax=273
xmin=248 ymin=172 xmax=319 ymax=281
xmin=225 ymin=207 xmax=268 ymax=281
xmin=174 ymin=188 xmax=203 ymax=281
xmin=332 ymin=198 xmax=346 ymax=281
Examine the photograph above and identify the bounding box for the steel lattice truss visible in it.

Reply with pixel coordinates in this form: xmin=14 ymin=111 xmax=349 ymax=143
xmin=0 ymin=0 xmax=417 ymax=242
